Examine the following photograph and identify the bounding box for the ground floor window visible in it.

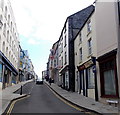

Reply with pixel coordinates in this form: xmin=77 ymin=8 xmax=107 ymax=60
xmin=87 ymin=67 xmax=95 ymax=89
xmin=99 ymin=55 xmax=118 ymax=97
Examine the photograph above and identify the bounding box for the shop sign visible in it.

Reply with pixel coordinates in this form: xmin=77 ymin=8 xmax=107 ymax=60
xmin=84 ymin=60 xmax=93 ymax=68
xmin=77 ymin=65 xmax=85 ymax=71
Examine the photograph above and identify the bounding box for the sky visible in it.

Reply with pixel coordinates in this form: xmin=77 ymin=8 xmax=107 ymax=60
xmin=10 ymin=0 xmax=95 ymax=78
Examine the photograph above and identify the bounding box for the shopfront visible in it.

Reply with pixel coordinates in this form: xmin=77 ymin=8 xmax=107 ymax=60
xmin=0 ymin=51 xmax=18 ymax=89
xmin=98 ymin=50 xmax=119 ymax=98
xmin=77 ymin=57 xmax=98 ymax=100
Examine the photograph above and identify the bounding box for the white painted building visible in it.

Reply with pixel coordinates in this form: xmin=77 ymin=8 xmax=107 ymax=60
xmin=0 ymin=0 xmax=19 ymax=89
xmin=58 ymin=22 xmax=69 ymax=89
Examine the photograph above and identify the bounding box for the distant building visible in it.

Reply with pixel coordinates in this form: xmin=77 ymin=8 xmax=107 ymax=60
xmin=58 ymin=5 xmax=95 ymax=91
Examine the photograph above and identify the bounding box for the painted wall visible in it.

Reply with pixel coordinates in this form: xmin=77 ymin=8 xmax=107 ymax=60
xmin=95 ymin=1 xmax=119 ymax=103
xmin=74 ymin=12 xmax=97 ymax=94
xmin=0 ymin=0 xmax=19 ymax=70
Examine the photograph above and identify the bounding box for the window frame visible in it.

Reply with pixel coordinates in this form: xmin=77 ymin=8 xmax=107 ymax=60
xmin=99 ymin=55 xmax=119 ymax=98
xmin=79 ymin=48 xmax=82 ymax=62
xmin=87 ymin=19 xmax=91 ymax=33
xmin=88 ymin=38 xmax=92 ymax=56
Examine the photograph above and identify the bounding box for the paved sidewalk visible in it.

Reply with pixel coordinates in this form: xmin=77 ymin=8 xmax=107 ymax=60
xmin=0 ymin=79 xmax=33 ymax=114
xmin=44 ymin=81 xmax=119 ymax=114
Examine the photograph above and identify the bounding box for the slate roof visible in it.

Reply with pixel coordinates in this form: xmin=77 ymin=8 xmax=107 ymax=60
xmin=68 ymin=5 xmax=95 ymax=40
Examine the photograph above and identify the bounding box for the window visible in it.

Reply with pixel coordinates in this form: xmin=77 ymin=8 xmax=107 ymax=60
xmin=88 ymin=67 xmax=95 ymax=89
xmin=87 ymin=19 xmax=91 ymax=33
xmin=3 ymin=23 xmax=6 ymax=36
xmin=11 ymin=22 xmax=12 ymax=31
xmin=7 ymin=30 xmax=9 ymax=42
xmin=54 ymin=59 xmax=56 ymax=67
xmin=99 ymin=55 xmax=118 ymax=97
xmin=61 ymin=57 xmax=63 ymax=67
xmin=79 ymin=48 xmax=82 ymax=62
xmin=88 ymin=38 xmax=92 ymax=55
xmin=10 ymin=36 xmax=12 ymax=46
xmin=2 ymin=42 xmax=5 ymax=54
xmin=64 ymin=35 xmax=67 ymax=47
xmin=5 ymin=6 xmax=7 ymax=19
xmin=64 ymin=52 xmax=67 ymax=64
xmin=1 ymin=0 xmax=4 ymax=11
xmin=8 ymin=15 xmax=10 ymax=25
xmin=6 ymin=47 xmax=8 ymax=57
xmin=79 ymin=32 xmax=82 ymax=43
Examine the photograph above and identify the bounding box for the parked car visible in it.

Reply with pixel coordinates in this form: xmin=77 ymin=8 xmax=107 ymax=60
xmin=36 ymin=80 xmax=43 ymax=85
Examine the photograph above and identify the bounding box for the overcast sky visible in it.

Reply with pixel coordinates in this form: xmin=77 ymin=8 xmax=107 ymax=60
xmin=10 ymin=0 xmax=95 ymax=78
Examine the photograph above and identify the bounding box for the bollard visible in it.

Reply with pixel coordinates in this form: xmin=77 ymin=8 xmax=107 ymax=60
xmin=20 ymin=85 xmax=22 ymax=95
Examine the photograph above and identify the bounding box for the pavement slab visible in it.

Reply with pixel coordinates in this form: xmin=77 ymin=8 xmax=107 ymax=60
xmin=44 ymin=81 xmax=119 ymax=114
xmin=1 ymin=80 xmax=33 ymax=114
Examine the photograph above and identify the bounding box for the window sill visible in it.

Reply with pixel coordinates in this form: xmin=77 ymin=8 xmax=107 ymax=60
xmin=78 ymin=42 xmax=82 ymax=46
xmin=79 ymin=61 xmax=82 ymax=64
xmin=87 ymin=31 xmax=92 ymax=37
xmin=100 ymin=95 xmax=119 ymax=98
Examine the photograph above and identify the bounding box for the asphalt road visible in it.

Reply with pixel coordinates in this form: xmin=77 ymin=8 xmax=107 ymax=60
xmin=11 ymin=82 xmax=82 ymax=113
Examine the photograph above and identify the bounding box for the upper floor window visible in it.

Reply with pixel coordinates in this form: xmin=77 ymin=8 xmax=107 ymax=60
xmin=79 ymin=32 xmax=82 ymax=44
xmin=3 ymin=23 xmax=6 ymax=36
xmin=1 ymin=0 xmax=4 ymax=11
xmin=10 ymin=36 xmax=12 ymax=46
xmin=64 ymin=52 xmax=67 ymax=65
xmin=64 ymin=35 xmax=67 ymax=47
xmin=54 ymin=59 xmax=56 ymax=67
xmin=79 ymin=48 xmax=82 ymax=62
xmin=61 ymin=57 xmax=63 ymax=67
xmin=11 ymin=22 xmax=12 ymax=31
xmin=88 ymin=38 xmax=92 ymax=55
xmin=7 ymin=30 xmax=9 ymax=42
xmin=8 ymin=15 xmax=10 ymax=25
xmin=87 ymin=19 xmax=91 ymax=33
xmin=2 ymin=42 xmax=5 ymax=54
xmin=5 ymin=6 xmax=7 ymax=19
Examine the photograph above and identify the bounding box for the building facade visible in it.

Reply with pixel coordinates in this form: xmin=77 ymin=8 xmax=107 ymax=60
xmin=58 ymin=5 xmax=95 ymax=92
xmin=74 ymin=11 xmax=98 ymax=100
xmin=95 ymin=0 xmax=119 ymax=105
xmin=0 ymin=0 xmax=19 ymax=89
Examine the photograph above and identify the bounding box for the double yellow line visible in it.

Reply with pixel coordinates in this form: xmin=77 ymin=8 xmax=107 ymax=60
xmin=45 ymin=83 xmax=96 ymax=115
xmin=6 ymin=95 xmax=30 ymax=114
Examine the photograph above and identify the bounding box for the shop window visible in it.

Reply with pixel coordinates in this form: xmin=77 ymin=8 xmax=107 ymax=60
xmin=87 ymin=67 xmax=95 ymax=89
xmin=100 ymin=56 xmax=118 ymax=97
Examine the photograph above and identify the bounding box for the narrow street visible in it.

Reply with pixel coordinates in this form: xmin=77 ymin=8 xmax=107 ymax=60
xmin=11 ymin=82 xmax=83 ymax=113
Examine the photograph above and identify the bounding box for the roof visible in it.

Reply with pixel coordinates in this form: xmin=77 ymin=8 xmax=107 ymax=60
xmin=68 ymin=5 xmax=95 ymax=40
